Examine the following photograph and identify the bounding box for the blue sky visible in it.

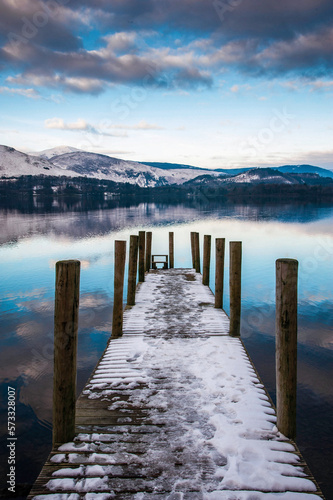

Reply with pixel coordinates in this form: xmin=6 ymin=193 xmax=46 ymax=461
xmin=0 ymin=0 xmax=333 ymax=169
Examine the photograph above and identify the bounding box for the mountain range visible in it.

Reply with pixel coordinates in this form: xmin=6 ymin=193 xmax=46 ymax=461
xmin=0 ymin=144 xmax=333 ymax=189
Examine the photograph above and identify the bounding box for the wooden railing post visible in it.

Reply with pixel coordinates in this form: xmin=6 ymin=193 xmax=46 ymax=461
xmin=145 ymin=231 xmax=152 ymax=272
xmin=127 ymin=235 xmax=139 ymax=306
xmin=138 ymin=231 xmax=145 ymax=282
xmin=190 ymin=232 xmax=195 ymax=269
xmin=229 ymin=241 xmax=242 ymax=337
xmin=202 ymin=235 xmax=211 ymax=286
xmin=275 ymin=258 xmax=298 ymax=439
xmin=169 ymin=232 xmax=174 ymax=269
xmin=194 ymin=232 xmax=200 ymax=273
xmin=215 ymin=238 xmax=225 ymax=308
xmin=111 ymin=240 xmax=126 ymax=339
xmin=53 ymin=259 xmax=80 ymax=445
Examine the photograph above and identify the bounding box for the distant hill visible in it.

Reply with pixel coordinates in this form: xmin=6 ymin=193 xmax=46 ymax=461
xmin=276 ymin=164 xmax=333 ymax=179
xmin=185 ymin=167 xmax=333 ymax=187
xmin=140 ymin=162 xmax=333 ymax=179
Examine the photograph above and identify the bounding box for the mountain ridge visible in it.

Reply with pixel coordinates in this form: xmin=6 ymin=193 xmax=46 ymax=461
xmin=1 ymin=145 xmax=332 ymax=190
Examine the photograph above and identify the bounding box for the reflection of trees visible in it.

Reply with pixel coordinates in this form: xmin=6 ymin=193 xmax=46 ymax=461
xmin=1 ymin=199 xmax=333 ymax=245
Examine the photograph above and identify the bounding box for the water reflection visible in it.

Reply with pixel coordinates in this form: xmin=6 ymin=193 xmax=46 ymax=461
xmin=0 ymin=200 xmax=332 ymax=498
xmin=1 ymin=200 xmax=333 ymax=246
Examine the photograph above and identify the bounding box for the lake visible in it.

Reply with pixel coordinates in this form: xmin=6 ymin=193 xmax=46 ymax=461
xmin=0 ymin=199 xmax=332 ymax=499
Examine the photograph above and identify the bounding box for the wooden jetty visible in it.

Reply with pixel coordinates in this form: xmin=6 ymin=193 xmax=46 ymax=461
xmin=28 ymin=232 xmax=324 ymax=499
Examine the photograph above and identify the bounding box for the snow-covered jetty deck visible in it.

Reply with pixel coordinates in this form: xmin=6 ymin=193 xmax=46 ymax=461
xmin=29 ymin=269 xmax=323 ymax=499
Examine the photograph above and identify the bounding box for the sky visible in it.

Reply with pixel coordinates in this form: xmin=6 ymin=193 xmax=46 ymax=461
xmin=0 ymin=0 xmax=333 ymax=170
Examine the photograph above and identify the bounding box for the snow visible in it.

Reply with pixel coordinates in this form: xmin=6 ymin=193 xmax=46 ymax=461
xmin=1 ymin=144 xmax=220 ymax=186
xmin=32 ymin=270 xmax=319 ymax=499
xmin=50 ymin=151 xmax=220 ymax=187
xmin=33 ymin=146 xmax=82 ymax=159
xmin=0 ymin=145 xmax=75 ymax=178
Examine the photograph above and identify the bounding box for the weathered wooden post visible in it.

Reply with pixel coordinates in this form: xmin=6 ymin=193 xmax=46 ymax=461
xmin=275 ymin=258 xmax=298 ymax=439
xmin=215 ymin=238 xmax=225 ymax=308
xmin=111 ymin=240 xmax=126 ymax=339
xmin=229 ymin=241 xmax=242 ymax=337
xmin=190 ymin=232 xmax=195 ymax=269
xmin=138 ymin=231 xmax=145 ymax=282
xmin=194 ymin=232 xmax=200 ymax=273
xmin=169 ymin=232 xmax=174 ymax=269
xmin=202 ymin=235 xmax=211 ymax=286
xmin=53 ymin=259 xmax=80 ymax=445
xmin=145 ymin=231 xmax=152 ymax=272
xmin=127 ymin=235 xmax=139 ymax=306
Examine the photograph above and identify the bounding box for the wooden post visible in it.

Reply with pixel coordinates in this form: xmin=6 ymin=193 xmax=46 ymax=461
xmin=145 ymin=231 xmax=152 ymax=272
xmin=169 ymin=232 xmax=174 ymax=269
xmin=202 ymin=235 xmax=211 ymax=286
xmin=229 ymin=241 xmax=242 ymax=337
xmin=111 ymin=240 xmax=126 ymax=339
xmin=194 ymin=232 xmax=200 ymax=273
xmin=138 ymin=231 xmax=145 ymax=282
xmin=53 ymin=259 xmax=80 ymax=445
xmin=190 ymin=232 xmax=195 ymax=269
xmin=275 ymin=258 xmax=298 ymax=439
xmin=127 ymin=235 xmax=139 ymax=306
xmin=215 ymin=238 xmax=225 ymax=308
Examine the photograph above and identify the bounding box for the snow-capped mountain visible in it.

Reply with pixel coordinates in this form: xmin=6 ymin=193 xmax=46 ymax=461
xmin=35 ymin=145 xmax=82 ymax=160
xmin=49 ymin=151 xmax=220 ymax=187
xmin=223 ymin=168 xmax=299 ymax=184
xmin=51 ymin=151 xmax=167 ymax=187
xmin=0 ymin=145 xmax=219 ymax=187
xmin=1 ymin=144 xmax=332 ymax=188
xmin=0 ymin=145 xmax=75 ymax=178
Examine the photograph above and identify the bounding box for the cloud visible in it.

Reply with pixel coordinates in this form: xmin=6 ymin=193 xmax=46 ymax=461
xmin=3 ymin=32 xmax=213 ymax=94
xmin=252 ymin=26 xmax=333 ymax=75
xmin=0 ymin=0 xmax=83 ymax=51
xmin=45 ymin=117 xmax=89 ymax=131
xmin=309 ymin=80 xmax=333 ymax=92
xmin=0 ymin=85 xmax=40 ymax=98
xmin=44 ymin=117 xmax=126 ymax=137
xmin=1 ymin=0 xmax=333 ymax=95
xmin=230 ymin=83 xmax=252 ymax=93
xmin=66 ymin=0 xmax=333 ymax=41
xmin=7 ymin=74 xmax=106 ymax=94
xmin=107 ymin=120 xmax=164 ymax=130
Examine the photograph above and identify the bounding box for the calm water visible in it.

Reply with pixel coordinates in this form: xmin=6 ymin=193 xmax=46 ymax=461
xmin=0 ymin=200 xmax=332 ymax=499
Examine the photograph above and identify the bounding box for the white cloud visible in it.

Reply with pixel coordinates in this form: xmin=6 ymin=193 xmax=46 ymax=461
xmin=45 ymin=117 xmax=88 ymax=130
xmin=0 ymin=86 xmax=40 ymax=99
xmin=106 ymin=120 xmax=164 ymax=130
xmin=44 ymin=117 xmax=127 ymax=137
xmin=310 ymin=80 xmax=333 ymax=92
